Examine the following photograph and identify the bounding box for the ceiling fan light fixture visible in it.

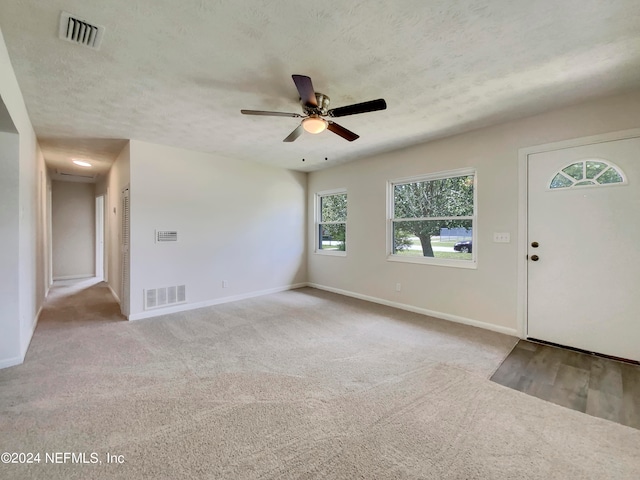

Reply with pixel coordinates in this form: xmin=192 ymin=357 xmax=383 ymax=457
xmin=302 ymin=116 xmax=327 ymax=134
xmin=241 ymin=74 xmax=385 ymax=142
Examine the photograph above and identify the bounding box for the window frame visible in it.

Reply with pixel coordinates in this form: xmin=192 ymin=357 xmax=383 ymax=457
xmin=315 ymin=188 xmax=347 ymax=256
xmin=547 ymin=158 xmax=627 ymax=190
xmin=387 ymin=167 xmax=477 ymax=269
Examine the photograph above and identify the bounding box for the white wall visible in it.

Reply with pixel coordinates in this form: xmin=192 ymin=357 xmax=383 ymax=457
xmin=51 ymin=181 xmax=96 ymax=279
xmin=0 ymin=26 xmax=47 ymax=368
xmin=307 ymin=90 xmax=640 ymax=335
xmin=128 ymin=140 xmax=307 ymax=319
xmin=28 ymin=144 xmax=47 ymax=354
xmin=96 ymin=141 xmax=130 ymax=304
xmin=0 ymin=130 xmax=20 ymax=366
xmin=37 ymin=152 xmax=50 ymax=305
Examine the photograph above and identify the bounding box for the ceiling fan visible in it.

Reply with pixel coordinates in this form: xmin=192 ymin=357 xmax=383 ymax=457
xmin=241 ymin=74 xmax=387 ymax=142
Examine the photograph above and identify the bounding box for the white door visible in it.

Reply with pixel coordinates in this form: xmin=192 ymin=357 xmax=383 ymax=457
xmin=527 ymin=136 xmax=640 ymax=362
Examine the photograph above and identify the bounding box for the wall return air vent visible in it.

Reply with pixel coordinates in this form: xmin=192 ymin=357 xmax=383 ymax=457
xmin=58 ymin=11 xmax=105 ymax=50
xmin=144 ymin=285 xmax=186 ymax=310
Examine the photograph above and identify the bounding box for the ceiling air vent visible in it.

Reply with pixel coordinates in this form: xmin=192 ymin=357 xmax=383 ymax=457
xmin=55 ymin=169 xmax=97 ymax=180
xmin=58 ymin=11 xmax=105 ymax=50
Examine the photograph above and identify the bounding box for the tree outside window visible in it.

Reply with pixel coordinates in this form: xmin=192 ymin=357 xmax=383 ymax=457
xmin=390 ymin=170 xmax=475 ymax=264
xmin=317 ymin=191 xmax=347 ymax=253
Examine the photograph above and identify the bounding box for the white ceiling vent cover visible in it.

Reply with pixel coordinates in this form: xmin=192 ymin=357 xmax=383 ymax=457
xmin=59 ymin=11 xmax=105 ymax=50
xmin=55 ymin=169 xmax=97 ymax=180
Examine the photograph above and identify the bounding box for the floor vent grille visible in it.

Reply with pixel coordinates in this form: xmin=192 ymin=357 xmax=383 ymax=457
xmin=59 ymin=11 xmax=105 ymax=50
xmin=145 ymin=285 xmax=186 ymax=310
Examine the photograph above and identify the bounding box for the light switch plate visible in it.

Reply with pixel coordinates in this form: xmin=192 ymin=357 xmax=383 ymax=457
xmin=493 ymin=232 xmax=510 ymax=243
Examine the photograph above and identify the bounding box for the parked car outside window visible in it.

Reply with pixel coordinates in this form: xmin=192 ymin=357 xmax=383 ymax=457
xmin=453 ymin=240 xmax=472 ymax=253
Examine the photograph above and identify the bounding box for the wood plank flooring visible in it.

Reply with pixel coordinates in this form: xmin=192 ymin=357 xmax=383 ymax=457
xmin=490 ymin=340 xmax=640 ymax=429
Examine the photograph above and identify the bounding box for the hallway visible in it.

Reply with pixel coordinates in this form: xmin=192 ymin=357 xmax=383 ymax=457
xmin=36 ymin=278 xmax=124 ymax=327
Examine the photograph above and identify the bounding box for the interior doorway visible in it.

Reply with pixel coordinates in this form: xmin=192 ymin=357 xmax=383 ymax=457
xmin=95 ymin=195 xmax=105 ymax=281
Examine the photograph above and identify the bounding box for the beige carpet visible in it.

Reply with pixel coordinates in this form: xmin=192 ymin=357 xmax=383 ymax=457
xmin=0 ymin=279 xmax=639 ymax=479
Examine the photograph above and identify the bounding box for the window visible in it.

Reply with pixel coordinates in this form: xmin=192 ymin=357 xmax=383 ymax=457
xmin=549 ymin=159 xmax=626 ymax=189
xmin=316 ymin=190 xmax=347 ymax=255
xmin=388 ymin=169 xmax=476 ymax=267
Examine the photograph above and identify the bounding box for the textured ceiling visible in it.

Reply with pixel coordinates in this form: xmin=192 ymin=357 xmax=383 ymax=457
xmin=1 ymin=1 xmax=639 ymax=175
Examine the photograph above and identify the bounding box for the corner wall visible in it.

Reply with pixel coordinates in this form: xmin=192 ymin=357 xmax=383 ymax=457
xmin=0 ymin=130 xmax=20 ymax=367
xmin=307 ymin=90 xmax=640 ymax=335
xmin=0 ymin=26 xmax=47 ymax=368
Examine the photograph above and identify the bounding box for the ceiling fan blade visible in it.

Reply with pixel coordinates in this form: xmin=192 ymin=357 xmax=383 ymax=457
xmin=292 ymin=75 xmax=318 ymax=108
xmin=241 ymin=109 xmax=302 ymax=117
xmin=327 ymin=122 xmax=359 ymax=142
xmin=283 ymin=124 xmax=304 ymax=142
xmin=328 ymin=98 xmax=387 ymax=117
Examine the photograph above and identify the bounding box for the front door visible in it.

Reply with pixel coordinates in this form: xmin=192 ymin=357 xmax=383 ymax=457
xmin=527 ymin=136 xmax=640 ymax=362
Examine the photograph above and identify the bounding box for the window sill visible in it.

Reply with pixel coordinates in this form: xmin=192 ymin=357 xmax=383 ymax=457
xmin=387 ymin=254 xmax=477 ymax=269
xmin=315 ymin=250 xmax=347 ymax=257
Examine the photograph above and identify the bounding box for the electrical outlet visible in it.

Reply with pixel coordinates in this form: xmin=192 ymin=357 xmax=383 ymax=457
xmin=493 ymin=232 xmax=510 ymax=243
xmin=222 ymin=280 xmax=228 ymax=288
xmin=396 ymin=283 xmax=401 ymax=292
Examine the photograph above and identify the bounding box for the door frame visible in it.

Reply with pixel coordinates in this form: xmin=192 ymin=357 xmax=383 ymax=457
xmin=517 ymin=127 xmax=640 ymax=339
xmin=47 ymin=180 xmax=53 ymax=289
xmin=120 ymin=185 xmax=130 ymax=318
xmin=95 ymin=194 xmax=105 ymax=280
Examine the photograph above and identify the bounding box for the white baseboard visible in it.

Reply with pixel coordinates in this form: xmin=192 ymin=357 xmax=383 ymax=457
xmin=107 ymin=284 xmax=120 ymax=304
xmin=32 ymin=305 xmax=43 ymax=337
xmin=307 ymin=283 xmax=518 ymax=337
xmin=19 ymin=304 xmax=43 ymax=362
xmin=128 ymin=283 xmax=307 ymax=321
xmin=53 ymin=274 xmax=94 ymax=281
xmin=0 ymin=355 xmax=24 ymax=370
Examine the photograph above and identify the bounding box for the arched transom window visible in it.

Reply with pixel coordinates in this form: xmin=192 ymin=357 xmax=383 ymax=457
xmin=549 ymin=159 xmax=626 ymax=189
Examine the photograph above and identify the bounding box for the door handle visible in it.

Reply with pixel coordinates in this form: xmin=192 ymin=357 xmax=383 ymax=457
xmin=530 ymin=254 xmax=539 ymax=261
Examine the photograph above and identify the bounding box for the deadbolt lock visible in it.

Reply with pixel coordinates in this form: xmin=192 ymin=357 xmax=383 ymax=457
xmin=531 ymin=241 xmax=539 ymax=248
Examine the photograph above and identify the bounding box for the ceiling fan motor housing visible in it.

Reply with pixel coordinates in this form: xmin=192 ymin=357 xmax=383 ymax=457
xmin=302 ymin=93 xmax=330 ymax=116
xmin=241 ymin=74 xmax=385 ymax=142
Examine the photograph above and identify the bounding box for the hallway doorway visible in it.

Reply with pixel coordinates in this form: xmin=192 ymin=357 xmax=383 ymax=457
xmin=95 ymin=194 xmax=105 ymax=280
xmin=37 ymin=277 xmax=125 ymax=327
